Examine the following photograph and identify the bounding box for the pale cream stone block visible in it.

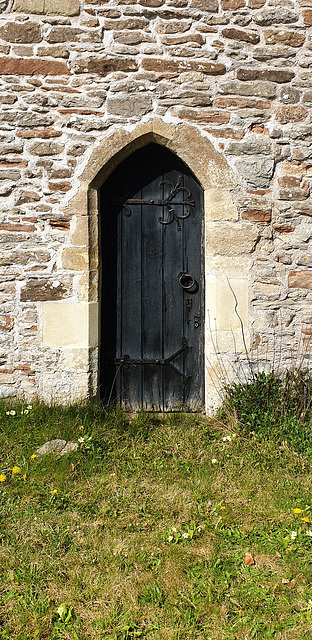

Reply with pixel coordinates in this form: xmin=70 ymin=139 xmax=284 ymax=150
xmin=205 ymin=275 xmax=249 ymax=354
xmin=205 ymin=188 xmax=238 ymax=221
xmin=42 ymin=302 xmax=98 ymax=348
xmin=42 ymin=302 xmax=89 ymax=347
xmin=13 ymin=0 xmax=80 ymax=14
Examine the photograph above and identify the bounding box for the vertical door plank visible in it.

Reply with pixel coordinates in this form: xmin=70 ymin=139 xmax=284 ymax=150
xmin=141 ymin=146 xmax=163 ymax=410
xmin=162 ymin=163 xmax=184 ymax=410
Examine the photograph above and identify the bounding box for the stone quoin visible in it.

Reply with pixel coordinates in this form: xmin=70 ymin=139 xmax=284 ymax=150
xmin=0 ymin=0 xmax=312 ymax=411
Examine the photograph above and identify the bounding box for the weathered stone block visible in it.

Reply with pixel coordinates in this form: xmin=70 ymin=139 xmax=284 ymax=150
xmin=17 ymin=128 xmax=62 ymax=139
xmin=206 ymin=222 xmax=259 ymax=255
xmin=275 ymin=106 xmax=308 ymax=124
xmin=222 ymin=28 xmax=260 ymax=43
xmin=302 ymin=9 xmax=312 ymax=24
xmin=254 ymin=7 xmax=299 ymax=25
xmin=141 ymin=58 xmax=226 ymax=75
xmin=28 ymin=142 xmax=64 ymax=156
xmin=37 ymin=45 xmax=69 ymax=58
xmin=0 ymin=316 xmax=14 ymax=331
xmin=190 ymin=0 xmax=218 ymax=9
xmin=48 ymin=181 xmax=72 ymax=192
xmin=12 ymin=0 xmax=80 ymax=15
xmin=241 ymin=209 xmax=271 ymax=222
xmin=222 ymin=0 xmax=245 ymax=9
xmin=289 ymin=270 xmax=312 ymax=289
xmin=219 ymin=80 xmax=276 ymax=98
xmin=0 ymin=58 xmax=69 ymax=75
xmin=106 ymin=94 xmax=153 ymax=117
xmin=47 ymin=27 xmax=102 ymax=44
xmin=214 ymin=96 xmax=271 ymax=110
xmin=71 ymin=57 xmax=138 ymax=74
xmin=172 ymin=107 xmax=230 ymax=124
xmin=15 ymin=190 xmax=40 ymax=205
xmin=264 ymin=29 xmax=305 ymax=47
xmin=226 ymin=138 xmax=273 ymax=155
xmin=236 ymin=68 xmax=294 ymax=83
xmin=61 ymin=247 xmax=88 ymax=271
xmin=21 ymin=279 xmax=71 ymax=302
xmin=235 ymin=156 xmax=275 ymax=189
xmin=0 ymin=22 xmax=41 ymax=43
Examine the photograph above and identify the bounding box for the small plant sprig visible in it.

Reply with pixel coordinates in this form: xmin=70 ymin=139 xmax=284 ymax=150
xmin=166 ymin=520 xmax=204 ymax=544
xmin=77 ymin=434 xmax=92 ymax=450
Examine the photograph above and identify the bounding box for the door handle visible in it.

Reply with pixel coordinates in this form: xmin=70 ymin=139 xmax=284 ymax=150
xmin=178 ymin=272 xmax=197 ymax=292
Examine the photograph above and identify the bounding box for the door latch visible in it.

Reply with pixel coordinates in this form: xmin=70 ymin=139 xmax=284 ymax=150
xmin=194 ymin=316 xmax=201 ymax=329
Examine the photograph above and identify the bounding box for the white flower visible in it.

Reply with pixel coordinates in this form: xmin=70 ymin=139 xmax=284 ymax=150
xmin=211 ymin=458 xmax=217 ymax=464
xmin=182 ymin=532 xmax=189 ymax=539
xmin=78 ymin=437 xmax=85 ymax=443
xmin=306 ymin=530 xmax=312 ymax=537
xmin=167 ymin=535 xmax=173 ymax=542
xmin=6 ymin=410 xmax=16 ymax=416
xmin=57 ymin=604 xmax=66 ymax=618
xmin=291 ymin=531 xmax=297 ymax=540
xmin=27 ymin=405 xmax=32 ymax=410
xmin=171 ymin=527 xmax=177 ymax=533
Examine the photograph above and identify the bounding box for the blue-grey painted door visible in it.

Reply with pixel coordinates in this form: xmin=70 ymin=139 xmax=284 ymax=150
xmin=100 ymin=143 xmax=204 ymax=410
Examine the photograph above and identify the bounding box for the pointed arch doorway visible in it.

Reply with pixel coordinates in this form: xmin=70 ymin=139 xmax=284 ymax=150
xmin=100 ymin=142 xmax=204 ymax=411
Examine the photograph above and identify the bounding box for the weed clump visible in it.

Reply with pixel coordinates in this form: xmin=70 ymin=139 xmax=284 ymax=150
xmin=220 ymin=369 xmax=312 ymax=455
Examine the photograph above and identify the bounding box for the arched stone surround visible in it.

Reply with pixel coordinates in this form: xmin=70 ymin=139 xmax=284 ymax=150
xmin=38 ymin=119 xmax=258 ymax=409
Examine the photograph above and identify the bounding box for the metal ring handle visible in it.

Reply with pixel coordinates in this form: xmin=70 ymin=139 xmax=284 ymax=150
xmin=178 ymin=272 xmax=196 ymax=290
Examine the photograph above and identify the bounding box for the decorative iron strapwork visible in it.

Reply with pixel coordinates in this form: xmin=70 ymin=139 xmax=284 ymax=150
xmin=107 ymin=175 xmax=195 ymax=231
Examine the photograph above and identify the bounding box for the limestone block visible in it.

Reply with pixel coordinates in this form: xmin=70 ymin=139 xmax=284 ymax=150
xmin=42 ymin=302 xmax=89 ymax=347
xmin=42 ymin=302 xmax=98 ymax=348
xmin=71 ymin=216 xmax=89 ymax=246
xmin=206 ymin=222 xmax=259 ymax=255
xmin=205 ymin=275 xmax=248 ymax=333
xmin=205 ymin=188 xmax=238 ymax=221
xmin=62 ymin=247 xmax=88 ymax=271
xmin=12 ymin=0 xmax=80 ymax=15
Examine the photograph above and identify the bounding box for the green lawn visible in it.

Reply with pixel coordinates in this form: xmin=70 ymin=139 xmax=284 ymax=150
xmin=0 ymin=401 xmax=312 ymax=639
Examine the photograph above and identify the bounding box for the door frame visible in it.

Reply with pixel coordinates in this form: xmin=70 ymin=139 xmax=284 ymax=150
xmin=63 ymin=119 xmax=242 ymax=413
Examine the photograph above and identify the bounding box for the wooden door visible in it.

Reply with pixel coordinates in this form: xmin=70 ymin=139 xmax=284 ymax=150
xmin=100 ymin=143 xmax=204 ymax=410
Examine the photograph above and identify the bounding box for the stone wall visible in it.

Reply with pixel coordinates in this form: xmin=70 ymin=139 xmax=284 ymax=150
xmin=0 ymin=0 xmax=312 ymax=408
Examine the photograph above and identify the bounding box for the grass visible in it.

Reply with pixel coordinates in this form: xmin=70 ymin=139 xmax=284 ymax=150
xmin=1 ymin=401 xmax=312 ymax=639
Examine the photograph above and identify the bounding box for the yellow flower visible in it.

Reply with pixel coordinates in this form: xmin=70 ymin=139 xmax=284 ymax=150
xmin=220 ymin=506 xmax=226 ymax=510
xmin=12 ymin=466 xmax=20 ymax=475
xmin=52 ymin=489 xmax=57 ymax=495
xmin=294 ymin=508 xmax=302 ymax=514
xmin=30 ymin=454 xmax=36 ymax=460
xmin=302 ymin=517 xmax=310 ymax=523
xmin=0 ymin=474 xmax=6 ymax=482
xmin=22 ymin=474 xmax=27 ymax=481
